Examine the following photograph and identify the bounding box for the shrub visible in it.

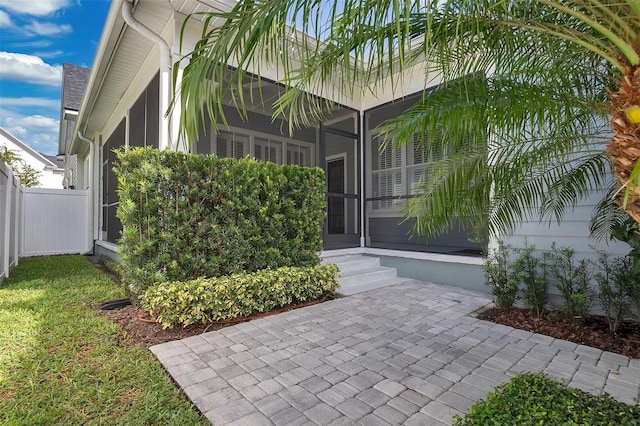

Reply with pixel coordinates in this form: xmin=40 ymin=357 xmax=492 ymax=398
xmin=454 ymin=372 xmax=640 ymax=425
xmin=595 ymin=253 xmax=640 ymax=333
xmin=512 ymin=242 xmax=548 ymax=317
xmin=547 ymin=243 xmax=594 ymax=323
xmin=484 ymin=241 xmax=519 ymax=308
xmin=141 ymin=264 xmax=340 ymax=329
xmin=114 ymin=147 xmax=326 ymax=298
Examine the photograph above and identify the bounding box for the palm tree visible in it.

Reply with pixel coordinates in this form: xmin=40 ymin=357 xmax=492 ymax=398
xmin=174 ymin=0 xmax=639 ymax=240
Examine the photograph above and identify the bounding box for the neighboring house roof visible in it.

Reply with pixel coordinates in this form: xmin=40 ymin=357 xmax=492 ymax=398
xmin=41 ymin=153 xmax=65 ymax=169
xmin=59 ymin=63 xmax=90 ymax=155
xmin=62 ymin=63 xmax=91 ymax=112
xmin=0 ymin=127 xmax=61 ymax=170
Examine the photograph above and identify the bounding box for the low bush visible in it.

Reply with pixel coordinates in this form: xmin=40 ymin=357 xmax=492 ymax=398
xmin=513 ymin=242 xmax=548 ymax=317
xmin=484 ymin=241 xmax=519 ymax=308
xmin=454 ymin=372 xmax=640 ymax=425
xmin=141 ymin=264 xmax=340 ymax=329
xmin=595 ymin=252 xmax=640 ymax=333
xmin=547 ymin=243 xmax=594 ymax=323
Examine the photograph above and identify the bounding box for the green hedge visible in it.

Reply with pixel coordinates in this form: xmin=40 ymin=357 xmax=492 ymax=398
xmin=454 ymin=372 xmax=640 ymax=425
xmin=114 ymin=147 xmax=326 ymax=296
xmin=141 ymin=264 xmax=340 ymax=328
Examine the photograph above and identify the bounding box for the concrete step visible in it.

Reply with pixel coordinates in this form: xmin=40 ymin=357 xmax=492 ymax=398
xmin=323 ymin=254 xmax=404 ymax=296
xmin=338 ymin=266 xmax=398 ymax=287
xmin=337 ymin=276 xmax=411 ymax=296
xmin=323 ymin=255 xmax=381 ymax=277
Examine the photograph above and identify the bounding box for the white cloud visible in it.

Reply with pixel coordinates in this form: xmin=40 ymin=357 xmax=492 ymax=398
xmin=2 ymin=114 xmax=60 ymax=155
xmin=6 ymin=40 xmax=52 ymax=48
xmin=0 ymin=9 xmax=13 ymax=27
xmin=0 ymin=52 xmax=62 ymax=86
xmin=6 ymin=125 xmax=27 ymax=137
xmin=32 ymin=50 xmax=65 ymax=59
xmin=6 ymin=115 xmax=59 ymax=132
xmin=1 ymin=97 xmax=60 ymax=109
xmin=24 ymin=21 xmax=72 ymax=37
xmin=0 ymin=0 xmax=74 ymax=17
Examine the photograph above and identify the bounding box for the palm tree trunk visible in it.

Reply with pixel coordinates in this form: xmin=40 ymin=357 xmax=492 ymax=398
xmin=608 ymin=65 xmax=640 ymax=223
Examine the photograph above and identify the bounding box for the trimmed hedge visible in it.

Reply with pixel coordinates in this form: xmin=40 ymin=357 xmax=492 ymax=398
xmin=454 ymin=372 xmax=640 ymax=425
xmin=141 ymin=264 xmax=340 ymax=328
xmin=114 ymin=147 xmax=326 ymax=296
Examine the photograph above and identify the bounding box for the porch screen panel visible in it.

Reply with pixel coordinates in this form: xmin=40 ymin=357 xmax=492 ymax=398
xmin=365 ymin=91 xmax=485 ymax=255
xmin=102 ymin=119 xmax=125 ymax=244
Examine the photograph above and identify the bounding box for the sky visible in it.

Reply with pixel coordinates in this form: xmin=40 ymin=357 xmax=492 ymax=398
xmin=0 ymin=0 xmax=111 ymax=156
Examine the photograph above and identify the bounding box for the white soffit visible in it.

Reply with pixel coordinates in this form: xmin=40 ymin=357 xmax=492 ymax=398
xmin=84 ymin=0 xmax=174 ymax=135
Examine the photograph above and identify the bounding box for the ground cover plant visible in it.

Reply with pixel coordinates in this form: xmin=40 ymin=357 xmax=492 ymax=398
xmin=142 ymin=264 xmax=339 ymax=329
xmin=454 ymin=372 xmax=640 ymax=425
xmin=0 ymin=256 xmax=206 ymax=425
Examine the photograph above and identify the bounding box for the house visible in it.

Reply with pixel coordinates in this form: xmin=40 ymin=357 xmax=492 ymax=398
xmin=0 ymin=127 xmax=64 ymax=188
xmin=59 ymin=63 xmax=91 ymax=190
xmin=61 ymin=0 xmax=630 ymax=292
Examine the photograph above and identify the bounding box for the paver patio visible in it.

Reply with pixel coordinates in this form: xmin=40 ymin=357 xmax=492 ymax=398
xmin=151 ymin=280 xmax=640 ymax=425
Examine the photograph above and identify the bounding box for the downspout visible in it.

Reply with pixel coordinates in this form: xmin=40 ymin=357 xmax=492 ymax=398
xmin=121 ymin=0 xmax=172 ymax=150
xmin=78 ymin=132 xmax=96 ymax=253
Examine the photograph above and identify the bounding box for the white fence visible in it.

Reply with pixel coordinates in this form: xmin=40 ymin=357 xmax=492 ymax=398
xmin=1 ymin=161 xmax=91 ymax=282
xmin=1 ymin=162 xmax=24 ymax=281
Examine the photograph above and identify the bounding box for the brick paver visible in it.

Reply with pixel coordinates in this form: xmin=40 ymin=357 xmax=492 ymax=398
xmin=151 ymin=280 xmax=640 ymax=425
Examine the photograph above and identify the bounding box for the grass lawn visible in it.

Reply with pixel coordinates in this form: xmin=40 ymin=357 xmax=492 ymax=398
xmin=0 ymin=255 xmax=207 ymax=425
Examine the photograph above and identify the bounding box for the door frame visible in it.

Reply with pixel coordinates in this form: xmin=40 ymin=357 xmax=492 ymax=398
xmin=320 ymin=124 xmax=361 ymax=249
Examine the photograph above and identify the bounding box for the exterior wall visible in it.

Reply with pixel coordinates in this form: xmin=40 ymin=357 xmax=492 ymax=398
xmin=379 ymin=254 xmax=486 ymax=293
xmin=500 ymin=190 xmax=631 ymax=261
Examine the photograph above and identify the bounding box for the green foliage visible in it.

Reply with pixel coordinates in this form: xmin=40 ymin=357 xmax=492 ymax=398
xmin=594 ymin=252 xmax=640 ymax=333
xmin=483 ymin=241 xmax=519 ymax=308
xmin=454 ymin=372 xmax=640 ymax=426
xmin=512 ymin=242 xmax=548 ymax=317
xmin=0 ymin=255 xmax=206 ymax=424
xmin=546 ymin=244 xmax=594 ymax=323
xmin=0 ymin=146 xmax=41 ymax=187
xmin=174 ymin=0 xmax=633 ymax=242
xmin=141 ymin=264 xmax=340 ymax=329
xmin=114 ymin=147 xmax=326 ymax=297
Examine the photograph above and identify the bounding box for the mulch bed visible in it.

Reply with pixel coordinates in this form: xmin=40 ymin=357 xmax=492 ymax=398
xmin=478 ymin=307 xmax=640 ymax=359
xmin=90 ymin=258 xmax=640 ymax=358
xmin=94 ymin=292 xmax=333 ymax=348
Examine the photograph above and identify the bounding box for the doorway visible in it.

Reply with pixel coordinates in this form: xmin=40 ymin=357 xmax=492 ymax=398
xmin=322 ymin=125 xmax=360 ymax=249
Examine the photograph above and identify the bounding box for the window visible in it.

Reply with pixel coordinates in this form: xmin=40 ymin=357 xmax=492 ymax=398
xmin=217 ymin=131 xmax=248 ymax=159
xmin=370 ymin=131 xmax=443 ymax=212
xmin=285 ymin=142 xmax=312 ymax=167
xmin=254 ymin=137 xmax=282 ymax=164
xmin=195 ymin=126 xmax=315 ymax=167
xmin=371 ymin=135 xmax=402 ymax=209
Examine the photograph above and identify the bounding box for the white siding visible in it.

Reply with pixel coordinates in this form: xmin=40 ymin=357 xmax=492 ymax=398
xmin=501 ymin=190 xmax=631 ymax=261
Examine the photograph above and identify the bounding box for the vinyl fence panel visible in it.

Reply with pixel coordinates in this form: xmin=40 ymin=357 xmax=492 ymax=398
xmin=22 ymin=188 xmax=91 ymax=257
xmin=1 ymin=161 xmax=22 ymax=281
